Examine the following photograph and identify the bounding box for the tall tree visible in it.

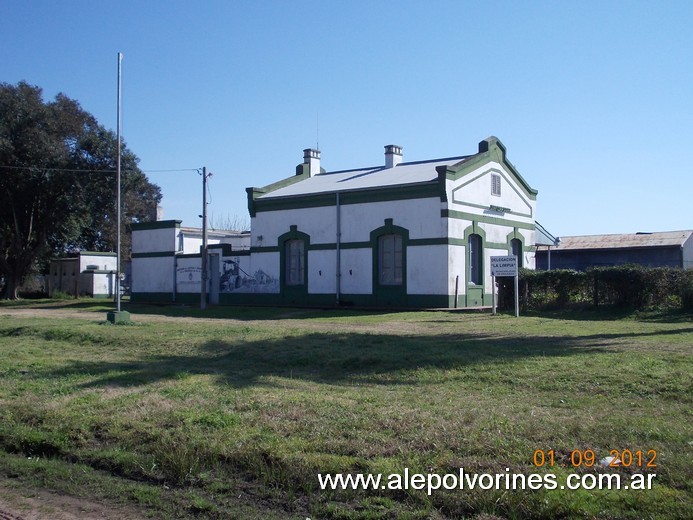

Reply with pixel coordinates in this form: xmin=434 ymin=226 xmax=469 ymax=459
xmin=0 ymin=81 xmax=161 ymax=299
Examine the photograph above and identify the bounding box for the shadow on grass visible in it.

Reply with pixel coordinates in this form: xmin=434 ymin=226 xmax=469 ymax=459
xmin=5 ymin=298 xmax=690 ymax=323
xmin=1 ymin=299 xmax=400 ymax=322
xmin=39 ymin=330 xmax=620 ymax=390
xmin=522 ymin=306 xmax=693 ymax=323
xmin=119 ymin=303 xmax=398 ymax=322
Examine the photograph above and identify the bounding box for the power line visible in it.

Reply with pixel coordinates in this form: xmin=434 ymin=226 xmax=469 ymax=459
xmin=0 ymin=165 xmax=200 ymax=174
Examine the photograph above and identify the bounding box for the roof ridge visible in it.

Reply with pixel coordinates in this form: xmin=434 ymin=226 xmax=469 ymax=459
xmin=317 ymin=154 xmax=472 ymax=176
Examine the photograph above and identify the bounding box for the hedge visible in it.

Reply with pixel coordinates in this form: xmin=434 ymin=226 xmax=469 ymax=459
xmin=496 ymin=265 xmax=693 ymax=311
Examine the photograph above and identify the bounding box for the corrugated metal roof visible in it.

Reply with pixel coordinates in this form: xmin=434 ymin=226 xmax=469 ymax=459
xmin=258 ymin=155 xmax=471 ymax=199
xmin=180 ymin=227 xmax=247 ymax=237
xmin=542 ymin=230 xmax=693 ymax=251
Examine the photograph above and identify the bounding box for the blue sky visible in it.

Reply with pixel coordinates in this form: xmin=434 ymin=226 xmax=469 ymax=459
xmin=2 ymin=0 xmax=691 ymax=237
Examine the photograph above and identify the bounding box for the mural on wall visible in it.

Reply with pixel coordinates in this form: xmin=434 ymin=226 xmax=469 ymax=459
xmin=220 ymin=257 xmax=278 ymax=293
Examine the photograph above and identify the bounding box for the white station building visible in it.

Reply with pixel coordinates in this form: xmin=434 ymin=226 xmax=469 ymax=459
xmin=131 ymin=136 xmax=542 ymax=308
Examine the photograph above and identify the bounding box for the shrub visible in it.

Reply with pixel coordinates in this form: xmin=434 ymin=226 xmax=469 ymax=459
xmin=513 ymin=265 xmax=691 ymax=311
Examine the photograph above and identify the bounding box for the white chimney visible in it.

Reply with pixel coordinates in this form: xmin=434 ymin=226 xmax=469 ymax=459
xmin=303 ymin=148 xmax=321 ymax=177
xmin=385 ymin=144 xmax=403 ymax=168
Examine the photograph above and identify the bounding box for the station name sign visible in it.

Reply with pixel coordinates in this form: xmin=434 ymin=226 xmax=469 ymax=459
xmin=490 ymin=256 xmax=518 ymax=277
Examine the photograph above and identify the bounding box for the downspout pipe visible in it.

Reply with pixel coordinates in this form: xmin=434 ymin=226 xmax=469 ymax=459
xmin=173 ymin=254 xmax=178 ymax=302
xmin=336 ymin=191 xmax=341 ymax=306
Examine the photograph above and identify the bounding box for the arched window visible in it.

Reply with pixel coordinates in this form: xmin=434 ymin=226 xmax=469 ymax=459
xmin=511 ymin=238 xmax=523 ymax=268
xmin=284 ymin=239 xmax=305 ymax=286
xmin=468 ymin=233 xmax=483 ymax=285
xmin=378 ymin=234 xmax=403 ymax=285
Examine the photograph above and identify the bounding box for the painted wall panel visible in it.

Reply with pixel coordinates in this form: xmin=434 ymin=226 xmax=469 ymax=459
xmin=131 ymin=257 xmax=174 ymax=293
xmin=339 ymin=249 xmax=372 ymax=294
xmin=132 ymin=228 xmax=177 ymax=254
xmin=252 ymin=206 xmax=336 ymax=247
xmin=447 ymin=161 xmax=536 ymax=225
xmin=339 ymin=198 xmax=444 ymax=242
xmin=176 ymin=257 xmax=203 ymax=294
xmin=479 ymin=222 xmax=513 ymax=245
xmin=308 ymin=250 xmax=336 ymax=294
xmin=407 ymin=245 xmax=448 ymax=294
xmin=252 ymin=197 xmax=445 ymax=248
xmin=79 ymin=255 xmax=116 ymax=272
xmin=448 ymin=245 xmax=466 ymax=294
xmin=683 ymin=235 xmax=693 ymax=269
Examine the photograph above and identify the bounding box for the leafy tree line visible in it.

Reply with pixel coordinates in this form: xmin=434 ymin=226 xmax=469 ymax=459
xmin=0 ymin=81 xmax=161 ymax=299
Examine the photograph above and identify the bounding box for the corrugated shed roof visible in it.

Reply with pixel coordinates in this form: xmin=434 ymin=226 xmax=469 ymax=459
xmin=543 ymin=230 xmax=693 ymax=251
xmin=180 ymin=227 xmax=247 ymax=237
xmin=258 ymin=155 xmax=471 ymax=199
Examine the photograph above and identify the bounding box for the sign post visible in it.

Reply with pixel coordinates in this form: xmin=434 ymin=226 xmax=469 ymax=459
xmin=490 ymin=255 xmax=519 ymax=317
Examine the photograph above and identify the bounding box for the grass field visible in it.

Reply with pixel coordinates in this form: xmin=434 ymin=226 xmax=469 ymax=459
xmin=0 ymin=300 xmax=691 ymax=519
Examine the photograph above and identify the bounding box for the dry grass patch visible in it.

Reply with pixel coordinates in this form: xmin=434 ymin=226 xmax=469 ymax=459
xmin=0 ymin=303 xmax=690 ymax=519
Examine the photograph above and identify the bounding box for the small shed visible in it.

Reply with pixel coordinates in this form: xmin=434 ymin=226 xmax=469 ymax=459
xmin=535 ymin=230 xmax=693 ymax=271
xmin=48 ymin=252 xmax=118 ymax=297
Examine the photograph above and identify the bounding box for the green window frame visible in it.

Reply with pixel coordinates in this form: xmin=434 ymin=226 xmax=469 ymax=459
xmin=378 ymin=233 xmax=403 ymax=286
xmin=511 ymin=238 xmax=523 ymax=268
xmin=285 ymin=239 xmax=305 ymax=286
xmin=468 ymin=233 xmax=483 ymax=285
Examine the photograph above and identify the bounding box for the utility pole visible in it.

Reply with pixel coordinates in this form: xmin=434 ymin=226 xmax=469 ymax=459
xmin=200 ymin=167 xmax=209 ymax=310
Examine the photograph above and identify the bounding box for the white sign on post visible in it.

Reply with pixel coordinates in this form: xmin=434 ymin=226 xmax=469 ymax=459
xmin=490 ymin=255 xmax=520 ymax=317
xmin=490 ymin=256 xmax=518 ymax=277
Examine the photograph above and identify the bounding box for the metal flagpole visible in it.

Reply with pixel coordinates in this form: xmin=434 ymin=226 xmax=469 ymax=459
xmin=107 ymin=52 xmax=129 ymax=323
xmin=116 ymin=52 xmax=122 ymax=314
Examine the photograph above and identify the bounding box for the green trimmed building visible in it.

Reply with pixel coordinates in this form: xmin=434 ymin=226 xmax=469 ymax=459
xmin=131 ymin=136 xmax=540 ymax=308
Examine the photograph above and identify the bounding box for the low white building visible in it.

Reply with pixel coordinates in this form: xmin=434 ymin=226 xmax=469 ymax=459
xmin=130 ymin=221 xmax=250 ymax=304
xmin=131 ymin=136 xmax=540 ymax=308
xmin=49 ymin=252 xmax=118 ymax=297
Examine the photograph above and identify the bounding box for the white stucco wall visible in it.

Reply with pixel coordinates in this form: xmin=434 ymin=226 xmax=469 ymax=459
xmin=131 ymin=257 xmax=174 ymax=293
xmin=251 ymin=206 xmax=336 ymax=248
xmin=407 ymin=245 xmax=448 ymax=295
xmin=132 ymin=227 xmax=178 ymax=254
xmin=339 ymin=249 xmax=372 ymax=295
xmin=448 ymin=244 xmax=466 ymax=294
xmin=84 ymin=272 xmax=114 ymax=296
xmin=176 ymin=256 xmax=203 ymax=294
xmin=252 ymin=197 xmax=445 ymax=249
xmin=339 ymin=198 xmax=445 ymax=242
xmin=447 ymin=162 xmax=536 ymax=223
xmin=179 ymin=235 xmax=250 ymax=255
xmin=683 ymin=235 xmax=693 ymax=269
xmin=308 ymin=250 xmax=336 ymax=294
xmin=79 ymin=254 xmax=116 ymax=272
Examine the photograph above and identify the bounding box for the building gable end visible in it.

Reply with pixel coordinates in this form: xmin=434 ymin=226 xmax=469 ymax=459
xmin=437 ymin=137 xmax=538 ymax=201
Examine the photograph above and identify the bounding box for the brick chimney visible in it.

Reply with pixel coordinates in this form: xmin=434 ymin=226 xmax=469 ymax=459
xmin=385 ymin=144 xmax=403 ymax=168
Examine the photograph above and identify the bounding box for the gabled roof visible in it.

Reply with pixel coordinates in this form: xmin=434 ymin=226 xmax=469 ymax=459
xmin=542 ymin=231 xmax=693 ymax=251
xmin=258 ymin=156 xmax=470 ymax=199
xmin=246 ymin=137 xmax=538 ymax=216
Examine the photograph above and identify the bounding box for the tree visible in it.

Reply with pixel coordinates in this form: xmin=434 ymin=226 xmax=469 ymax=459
xmin=0 ymin=81 xmax=161 ymax=299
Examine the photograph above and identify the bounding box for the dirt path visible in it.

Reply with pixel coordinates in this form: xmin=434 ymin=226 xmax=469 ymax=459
xmin=0 ymin=484 xmax=148 ymax=520
xmin=0 ymin=305 xmax=452 ymax=336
